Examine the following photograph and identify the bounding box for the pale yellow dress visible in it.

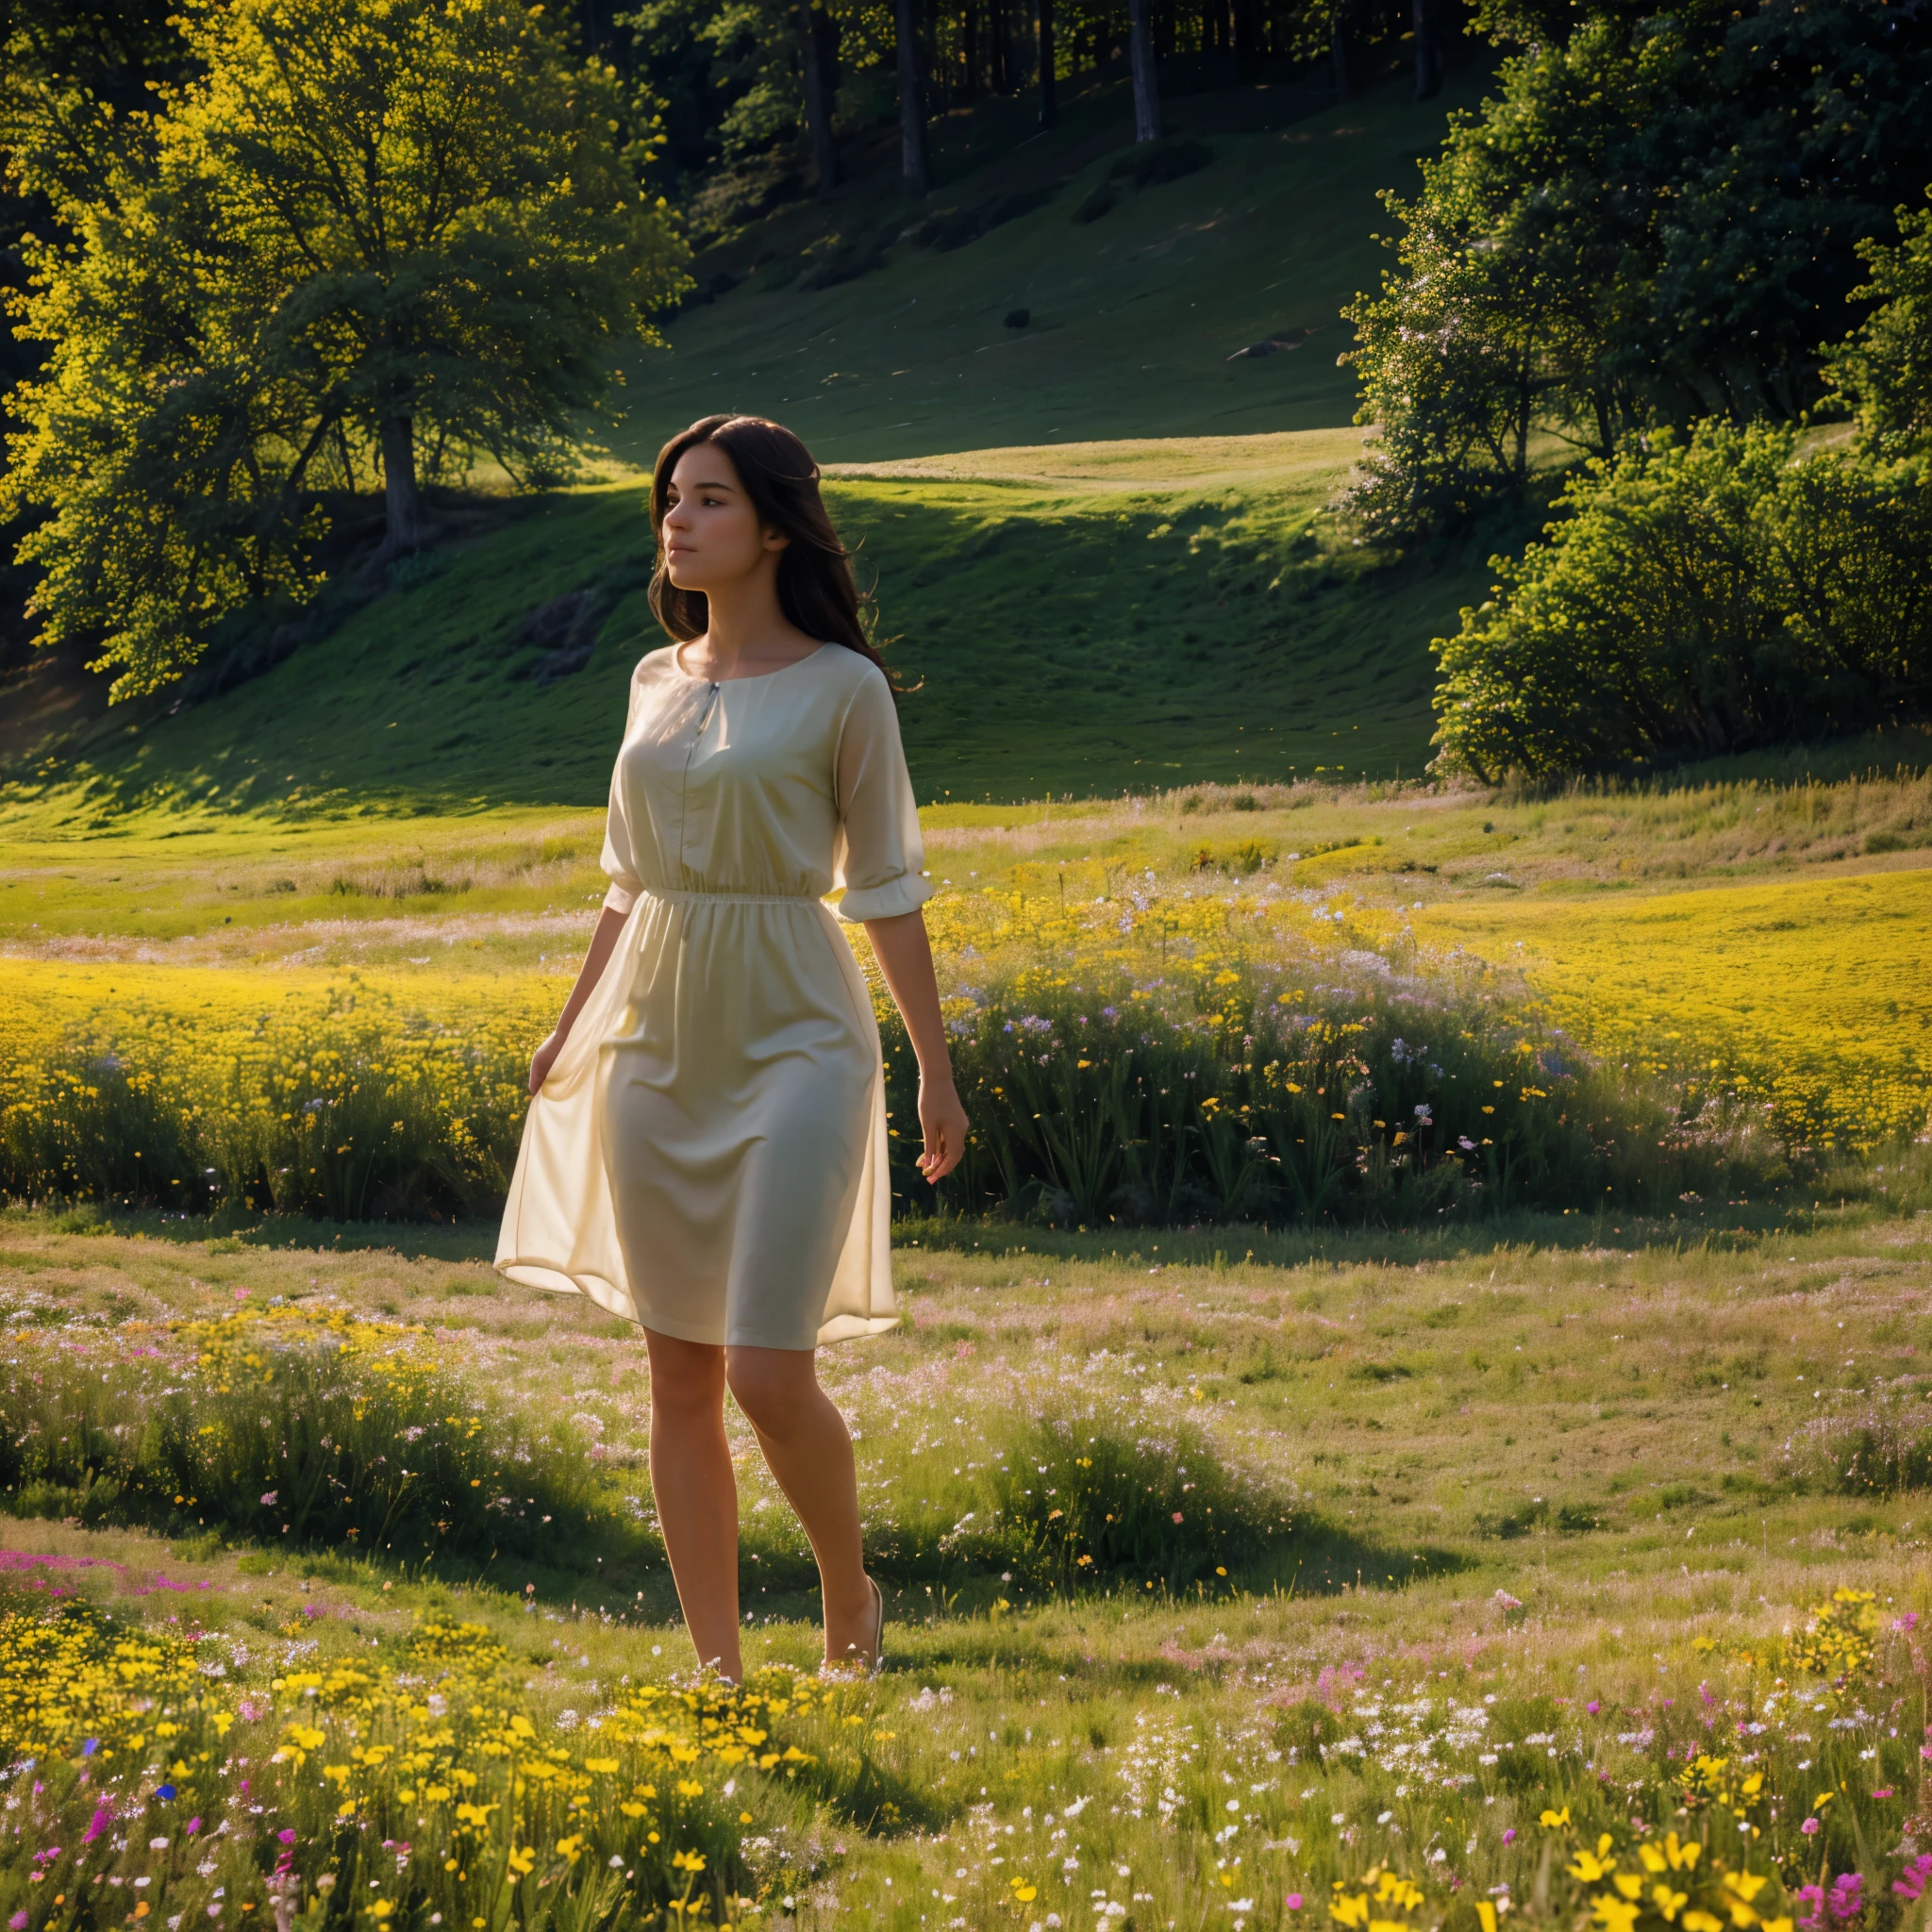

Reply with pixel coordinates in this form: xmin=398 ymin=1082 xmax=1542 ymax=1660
xmin=494 ymin=642 xmax=929 ymax=1348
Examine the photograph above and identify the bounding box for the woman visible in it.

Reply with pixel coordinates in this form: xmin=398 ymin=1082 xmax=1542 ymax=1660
xmin=495 ymin=414 xmax=967 ymax=1681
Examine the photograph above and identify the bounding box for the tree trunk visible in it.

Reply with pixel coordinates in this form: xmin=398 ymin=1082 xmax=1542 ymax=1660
xmin=1127 ymin=0 xmax=1160 ymax=142
xmin=381 ymin=413 xmax=419 ymax=556
xmin=1232 ymin=0 xmax=1257 ymax=60
xmin=1411 ymin=0 xmax=1439 ymax=98
xmin=800 ymin=0 xmax=841 ymax=193
xmin=1036 ymin=0 xmax=1057 ymax=126
xmin=962 ymin=0 xmax=979 ymax=92
xmin=1330 ymin=6 xmax=1349 ymax=97
xmin=895 ymin=0 xmax=928 ymax=195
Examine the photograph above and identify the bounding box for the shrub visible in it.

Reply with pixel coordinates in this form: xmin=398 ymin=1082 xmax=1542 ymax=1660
xmin=880 ymin=952 xmax=1764 ymax=1229
xmin=0 ymin=1303 xmax=631 ymax=1569
xmin=1783 ymin=1398 xmax=1932 ymax=1494
xmin=0 ymin=974 xmax=535 ymax=1219
xmin=1430 ymin=424 xmax=1932 ymax=781
xmin=984 ymin=1410 xmax=1293 ymax=1593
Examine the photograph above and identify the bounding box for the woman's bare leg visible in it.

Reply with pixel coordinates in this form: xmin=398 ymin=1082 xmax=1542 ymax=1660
xmin=641 ymin=1327 xmax=742 ymax=1681
xmin=724 ymin=1345 xmax=876 ymax=1668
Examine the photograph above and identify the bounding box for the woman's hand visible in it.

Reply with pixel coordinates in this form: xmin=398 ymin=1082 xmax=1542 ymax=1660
xmin=528 ymin=1029 xmax=567 ymax=1098
xmin=915 ymin=1072 xmax=968 ymax=1183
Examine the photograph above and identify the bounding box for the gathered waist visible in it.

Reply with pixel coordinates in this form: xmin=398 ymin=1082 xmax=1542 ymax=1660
xmin=642 ymin=885 xmax=823 ymax=908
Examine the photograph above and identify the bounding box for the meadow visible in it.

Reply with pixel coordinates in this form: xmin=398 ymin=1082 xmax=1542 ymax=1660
xmin=614 ymin=58 xmax=1495 ymax=465
xmin=7 ymin=760 xmax=1930 ymax=1215
xmin=0 ymin=428 xmax=1491 ymax=824
xmin=2 ymin=1196 xmax=1930 ymax=1930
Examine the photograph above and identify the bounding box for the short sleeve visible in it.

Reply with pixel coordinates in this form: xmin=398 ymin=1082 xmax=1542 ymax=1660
xmin=598 ymin=674 xmax=647 ymax=916
xmin=831 ymin=666 xmax=931 ymax=923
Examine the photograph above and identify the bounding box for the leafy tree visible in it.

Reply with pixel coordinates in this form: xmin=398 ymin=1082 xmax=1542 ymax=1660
xmin=1345 ymin=0 xmax=1932 ymax=537
xmin=1 ymin=0 xmax=689 ymax=700
xmin=1825 ymin=190 xmax=1932 ymax=462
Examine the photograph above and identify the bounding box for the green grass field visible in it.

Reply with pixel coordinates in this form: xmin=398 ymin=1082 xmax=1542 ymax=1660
xmin=4 ymin=1199 xmax=1928 ymax=1925
xmin=0 ymin=428 xmax=1501 ymax=827
xmin=0 ymin=57 xmax=1513 ymax=821
xmin=617 ymin=58 xmax=1492 ymax=464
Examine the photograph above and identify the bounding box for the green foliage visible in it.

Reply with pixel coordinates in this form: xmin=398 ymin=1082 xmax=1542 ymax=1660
xmin=0 ymin=1306 xmax=620 ymax=1565
xmin=1343 ymin=1 xmax=1932 ymax=537
xmin=1 ymin=983 xmax=533 ymax=1221
xmin=987 ymin=1410 xmax=1290 ymax=1592
xmin=1826 ymin=190 xmax=1932 ymax=462
xmin=882 ymin=955 xmax=1770 ymax=1229
xmin=1428 ymin=424 xmax=1932 ymax=780
xmin=0 ymin=0 xmax=689 ymax=699
xmin=1787 ymin=1396 xmax=1932 ymax=1496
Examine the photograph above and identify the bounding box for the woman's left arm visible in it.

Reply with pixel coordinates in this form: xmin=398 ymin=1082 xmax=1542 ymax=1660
xmin=864 ymin=908 xmax=968 ymax=1183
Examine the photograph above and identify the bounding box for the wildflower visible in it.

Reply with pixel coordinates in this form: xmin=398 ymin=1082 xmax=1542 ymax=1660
xmin=1892 ymin=1855 xmax=1932 ymax=1902
xmin=1801 ymin=1820 xmax=1821 ymax=1837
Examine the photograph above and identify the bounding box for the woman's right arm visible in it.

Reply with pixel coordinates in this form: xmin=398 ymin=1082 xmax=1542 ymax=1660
xmin=528 ymin=905 xmax=629 ymax=1096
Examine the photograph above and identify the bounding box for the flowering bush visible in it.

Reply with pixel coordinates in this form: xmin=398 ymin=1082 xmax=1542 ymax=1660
xmin=0 ymin=1305 xmax=623 ymax=1567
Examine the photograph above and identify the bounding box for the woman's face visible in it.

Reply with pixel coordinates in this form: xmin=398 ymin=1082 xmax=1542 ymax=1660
xmin=660 ymin=443 xmax=787 ymax=591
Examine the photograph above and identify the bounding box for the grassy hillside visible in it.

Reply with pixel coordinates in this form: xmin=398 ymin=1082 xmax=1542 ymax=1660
xmin=0 ymin=430 xmax=1499 ymax=827
xmin=0 ymin=56 xmax=1510 ymax=821
xmin=608 ymin=58 xmax=1490 ymax=464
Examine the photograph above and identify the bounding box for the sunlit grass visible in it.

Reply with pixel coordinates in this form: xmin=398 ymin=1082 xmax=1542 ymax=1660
xmin=3 ymin=1207 xmax=1931 ymax=1926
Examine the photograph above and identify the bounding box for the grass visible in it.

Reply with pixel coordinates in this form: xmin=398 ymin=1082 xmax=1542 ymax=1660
xmin=5 ymin=767 xmax=1928 ymax=1221
xmin=4 ymin=1200 xmax=1932 ymax=1925
xmin=621 ymin=56 xmax=1494 ymax=465
xmin=0 ymin=428 xmax=1495 ymax=824
xmin=1414 ymin=868 xmax=1932 ymax=1152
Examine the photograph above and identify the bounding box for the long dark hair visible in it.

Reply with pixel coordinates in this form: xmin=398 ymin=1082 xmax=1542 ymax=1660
xmin=647 ymin=414 xmax=891 ymax=679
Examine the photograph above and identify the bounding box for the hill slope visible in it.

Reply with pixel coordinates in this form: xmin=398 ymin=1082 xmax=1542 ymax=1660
xmin=0 ymin=431 xmax=1493 ymax=827
xmin=0 ymin=58 xmax=1505 ymax=822
xmin=605 ymin=58 xmax=1489 ymax=464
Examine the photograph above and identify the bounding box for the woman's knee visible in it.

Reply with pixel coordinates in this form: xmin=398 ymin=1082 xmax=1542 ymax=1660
xmin=724 ymin=1346 xmax=816 ymax=1431
xmin=644 ymin=1330 xmax=726 ymax=1419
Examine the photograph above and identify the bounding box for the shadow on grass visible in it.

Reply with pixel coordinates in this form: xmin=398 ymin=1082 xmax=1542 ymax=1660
xmin=8 ymin=1193 xmax=1857 ymax=1271
xmin=891 ymin=1199 xmax=1827 ymax=1267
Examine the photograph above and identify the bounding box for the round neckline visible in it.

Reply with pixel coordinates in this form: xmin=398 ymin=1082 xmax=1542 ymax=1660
xmin=670 ymin=641 xmax=828 ymax=685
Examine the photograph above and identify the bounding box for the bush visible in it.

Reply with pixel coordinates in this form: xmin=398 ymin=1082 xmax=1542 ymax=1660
xmin=879 ymin=951 xmax=1767 ymax=1229
xmin=1431 ymin=424 xmax=1932 ymax=781
xmin=0 ymin=975 xmax=534 ymax=1218
xmin=0 ymin=1303 xmax=631 ymax=1568
xmin=857 ymin=1405 xmax=1300 ymax=1596
xmin=985 ymin=1410 xmax=1292 ymax=1593
xmin=1784 ymin=1397 xmax=1932 ymax=1494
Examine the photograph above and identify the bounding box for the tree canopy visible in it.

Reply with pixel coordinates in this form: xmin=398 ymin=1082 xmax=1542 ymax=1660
xmin=1 ymin=0 xmax=689 ymax=699
xmin=1343 ymin=0 xmax=1932 ymax=538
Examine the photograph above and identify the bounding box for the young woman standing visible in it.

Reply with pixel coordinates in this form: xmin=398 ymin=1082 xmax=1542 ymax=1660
xmin=495 ymin=415 xmax=967 ymax=1680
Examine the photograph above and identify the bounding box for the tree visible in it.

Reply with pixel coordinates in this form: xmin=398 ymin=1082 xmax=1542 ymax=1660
xmin=0 ymin=0 xmax=689 ymax=699
xmin=1410 ymin=0 xmax=1439 ymax=100
xmin=894 ymin=0 xmax=928 ymax=196
xmin=798 ymin=0 xmax=840 ymax=193
xmin=1825 ymin=191 xmax=1932 ymax=462
xmin=1429 ymin=425 xmax=1932 ymax=780
xmin=1035 ymin=0 xmax=1057 ymax=128
xmin=1126 ymin=0 xmax=1160 ymax=142
xmin=1344 ymin=0 xmax=1932 ymax=537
